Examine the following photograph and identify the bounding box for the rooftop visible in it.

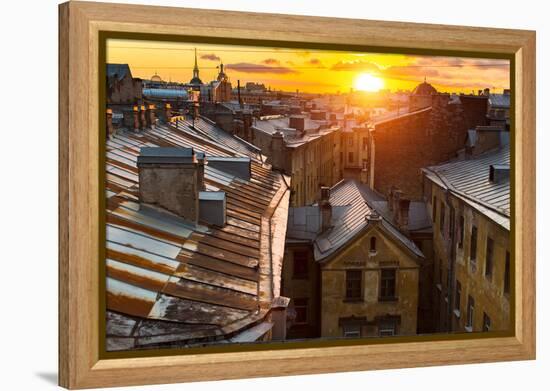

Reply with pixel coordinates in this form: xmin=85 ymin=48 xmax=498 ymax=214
xmin=422 ymin=145 xmax=510 ymax=230
xmin=286 ymin=180 xmax=424 ymax=262
xmin=105 ymin=118 xmax=290 ymax=350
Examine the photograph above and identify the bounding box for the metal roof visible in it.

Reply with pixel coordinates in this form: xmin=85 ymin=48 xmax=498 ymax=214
xmin=107 ymin=63 xmax=132 ymax=81
xmin=286 ymin=180 xmax=424 ymax=262
xmin=488 ymin=93 xmax=511 ymax=109
xmin=142 ymin=88 xmax=189 ymax=99
xmin=422 ymin=145 xmax=510 ymax=230
xmin=105 ymin=118 xmax=290 ymax=351
xmin=252 ymin=116 xmax=339 ymax=148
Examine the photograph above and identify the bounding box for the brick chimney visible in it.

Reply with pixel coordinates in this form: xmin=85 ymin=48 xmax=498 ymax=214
xmin=106 ymin=108 xmax=114 ymax=138
xmin=289 ymin=115 xmax=305 ymax=133
xmin=319 ymin=186 xmax=332 ymax=232
xmin=146 ymin=104 xmax=156 ymax=128
xmin=137 ymin=147 xmax=205 ymax=224
xmin=132 ymin=106 xmax=140 ymax=132
xmin=397 ymin=199 xmax=410 ymax=230
xmin=164 ymin=103 xmax=172 ymax=123
xmin=139 ymin=105 xmax=147 ymax=130
xmin=270 ymin=130 xmax=286 ymax=171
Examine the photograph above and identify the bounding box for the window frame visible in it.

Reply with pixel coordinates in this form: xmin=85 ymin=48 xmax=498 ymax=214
xmin=345 ymin=269 xmax=363 ymax=301
xmin=379 ymin=268 xmax=397 ymax=302
xmin=485 ymin=236 xmax=494 ymax=279
xmin=292 ymin=250 xmax=309 ymax=279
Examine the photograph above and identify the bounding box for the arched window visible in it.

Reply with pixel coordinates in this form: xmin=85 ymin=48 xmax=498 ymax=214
xmin=370 ymin=236 xmax=377 ymax=252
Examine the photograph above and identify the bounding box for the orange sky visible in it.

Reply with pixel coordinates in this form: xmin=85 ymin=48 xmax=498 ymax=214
xmin=107 ymin=39 xmax=510 ymax=94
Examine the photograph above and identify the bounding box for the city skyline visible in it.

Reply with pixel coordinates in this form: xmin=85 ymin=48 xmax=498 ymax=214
xmin=107 ymin=39 xmax=511 ymax=94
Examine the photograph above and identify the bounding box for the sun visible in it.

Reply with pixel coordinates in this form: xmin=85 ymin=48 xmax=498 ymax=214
xmin=354 ymin=73 xmax=384 ymax=92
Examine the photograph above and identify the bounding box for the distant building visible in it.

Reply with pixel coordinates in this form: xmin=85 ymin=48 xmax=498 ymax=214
xmin=487 ymin=90 xmax=511 ymax=129
xmin=106 ymin=63 xmax=142 ymax=106
xmin=251 ymin=113 xmax=343 ymax=206
xmin=422 ymin=130 xmax=510 ymax=333
xmin=282 ymin=180 xmax=425 ymax=339
xmin=409 ymin=79 xmax=438 ymax=111
xmin=367 ymin=82 xmax=490 ymax=201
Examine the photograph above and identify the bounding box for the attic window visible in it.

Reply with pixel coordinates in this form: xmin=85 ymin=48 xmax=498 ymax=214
xmin=489 ymin=164 xmax=510 ymax=183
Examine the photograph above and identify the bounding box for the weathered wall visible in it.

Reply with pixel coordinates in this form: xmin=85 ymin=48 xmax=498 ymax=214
xmin=320 ymin=225 xmax=420 ymax=338
xmin=281 ymin=244 xmax=321 ymax=338
xmin=372 ymin=95 xmax=489 ymax=201
xmin=427 ymin=181 xmax=510 ymax=333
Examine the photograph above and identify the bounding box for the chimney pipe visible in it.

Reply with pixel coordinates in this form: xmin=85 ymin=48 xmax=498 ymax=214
xmin=106 ymin=108 xmax=114 ymax=138
xmin=139 ymin=105 xmax=147 ymax=130
xmin=164 ymin=103 xmax=172 ymax=123
xmin=319 ymin=186 xmax=332 ymax=232
xmin=132 ymin=105 xmax=140 ymax=132
xmin=146 ymin=104 xmax=156 ymax=128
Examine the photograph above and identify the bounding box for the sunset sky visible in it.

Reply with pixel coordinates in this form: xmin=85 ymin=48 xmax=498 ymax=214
xmin=107 ymin=39 xmax=510 ymax=94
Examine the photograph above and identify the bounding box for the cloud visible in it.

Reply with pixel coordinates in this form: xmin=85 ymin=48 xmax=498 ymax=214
xmin=200 ymin=53 xmax=220 ymax=61
xmin=306 ymin=58 xmax=324 ymax=67
xmin=226 ymin=62 xmax=298 ymax=74
xmin=330 ymin=60 xmax=380 ymax=72
xmin=262 ymin=58 xmax=280 ymax=65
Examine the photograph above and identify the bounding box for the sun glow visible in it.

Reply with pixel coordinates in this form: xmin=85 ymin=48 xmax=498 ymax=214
xmin=354 ymin=73 xmax=384 ymax=92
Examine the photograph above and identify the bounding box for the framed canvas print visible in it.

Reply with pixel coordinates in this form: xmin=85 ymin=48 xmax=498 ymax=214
xmin=58 ymin=1 xmax=536 ymax=389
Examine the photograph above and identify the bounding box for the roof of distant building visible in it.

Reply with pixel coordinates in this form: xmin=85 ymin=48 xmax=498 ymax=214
xmin=105 ymin=117 xmax=289 ymax=350
xmin=107 ymin=63 xmax=132 ymax=81
xmin=412 ymin=80 xmax=437 ymax=95
xmin=488 ymin=93 xmax=511 ymax=109
xmin=422 ymin=145 xmax=510 ymax=230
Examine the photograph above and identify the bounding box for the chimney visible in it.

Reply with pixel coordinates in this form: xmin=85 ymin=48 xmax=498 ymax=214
xmin=137 ymin=147 xmax=205 ymax=224
xmin=139 ymin=105 xmax=147 ymax=130
xmin=270 ymin=130 xmax=286 ymax=171
xmin=207 ymin=156 xmax=251 ymax=180
xmin=199 ymin=191 xmax=226 ymax=226
xmin=146 ymin=104 xmax=156 ymax=128
xmin=470 ymin=125 xmax=506 ymax=155
xmin=106 ymin=108 xmax=114 ymax=138
xmin=242 ymin=110 xmax=253 ymax=141
xmin=319 ymin=186 xmax=332 ymax=232
xmin=397 ymin=199 xmax=411 ymax=230
xmin=289 ymin=115 xmax=305 ymax=133
xmin=489 ymin=164 xmax=510 ymax=183
xmin=164 ymin=103 xmax=172 ymax=123
xmin=132 ymin=106 xmax=140 ymax=132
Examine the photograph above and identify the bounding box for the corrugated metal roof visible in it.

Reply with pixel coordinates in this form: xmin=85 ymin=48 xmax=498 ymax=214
xmin=422 ymin=145 xmax=510 ymax=230
xmin=252 ymin=116 xmax=339 ymax=148
xmin=105 ymin=118 xmax=290 ymax=350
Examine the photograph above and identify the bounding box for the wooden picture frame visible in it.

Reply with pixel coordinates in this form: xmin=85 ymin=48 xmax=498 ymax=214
xmin=59 ymin=1 xmax=536 ymax=389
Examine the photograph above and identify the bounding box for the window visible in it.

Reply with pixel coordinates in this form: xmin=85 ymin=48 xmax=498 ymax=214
xmin=485 ymin=237 xmax=494 ymax=279
xmin=455 ymin=280 xmax=462 ymax=314
xmin=432 ymin=195 xmax=437 ymax=222
xmin=348 ymin=138 xmax=353 ymax=147
xmin=504 ymin=251 xmax=511 ymax=295
xmin=439 ymin=201 xmax=445 ymax=236
xmin=467 ymin=295 xmax=475 ymax=330
xmin=470 ymin=226 xmax=478 ymax=262
xmin=449 ymin=206 xmax=455 ymax=241
xmin=370 ymin=236 xmax=377 ymax=253
xmin=342 ymin=324 xmax=361 ymax=338
xmin=458 ymin=215 xmax=465 ymax=248
xmin=483 ymin=312 xmax=491 ymax=332
xmin=362 ymin=159 xmax=368 ymax=170
xmin=345 ymin=270 xmax=362 ymax=300
xmin=292 ymin=251 xmax=309 ymax=279
xmin=378 ymin=321 xmax=397 ymax=336
xmin=362 ymin=137 xmax=368 ymax=151
xmin=379 ymin=269 xmax=397 ymax=301
xmin=348 ymin=152 xmax=354 ymax=163
xmin=293 ymin=298 xmax=308 ymax=324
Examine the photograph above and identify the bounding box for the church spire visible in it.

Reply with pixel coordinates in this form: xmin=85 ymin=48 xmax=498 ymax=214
xmin=189 ymin=48 xmax=203 ymax=85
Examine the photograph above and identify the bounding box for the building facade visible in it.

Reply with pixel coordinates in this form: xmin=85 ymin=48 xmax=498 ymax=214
xmin=422 ymin=140 xmax=511 ymax=334
xmin=283 ymin=180 xmax=425 ymax=339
